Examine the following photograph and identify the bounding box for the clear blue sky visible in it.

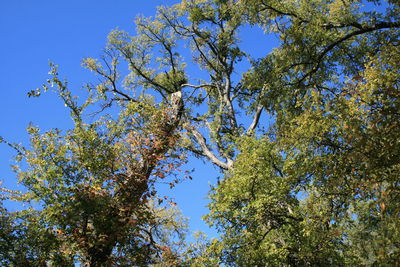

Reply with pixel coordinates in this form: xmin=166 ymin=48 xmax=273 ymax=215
xmin=0 ymin=0 xmax=274 ymax=239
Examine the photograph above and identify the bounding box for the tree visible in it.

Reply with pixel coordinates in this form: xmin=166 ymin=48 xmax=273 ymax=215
xmin=1 ymin=0 xmax=399 ymax=265
xmin=202 ymin=0 xmax=400 ymax=265
xmin=1 ymin=63 xmax=187 ymax=265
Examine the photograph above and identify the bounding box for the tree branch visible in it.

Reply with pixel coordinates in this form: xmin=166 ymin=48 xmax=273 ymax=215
xmin=186 ymin=126 xmax=231 ymax=170
xmin=246 ymin=105 xmax=263 ymax=136
xmin=297 ymin=21 xmax=400 ymax=85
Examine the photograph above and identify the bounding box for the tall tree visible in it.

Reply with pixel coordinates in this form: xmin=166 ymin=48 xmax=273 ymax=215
xmin=203 ymin=0 xmax=400 ymax=265
xmin=2 ymin=64 xmax=187 ymax=265
xmin=1 ymin=0 xmax=399 ymax=265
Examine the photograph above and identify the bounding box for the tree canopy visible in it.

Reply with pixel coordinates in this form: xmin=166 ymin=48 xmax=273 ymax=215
xmin=1 ymin=0 xmax=399 ymax=266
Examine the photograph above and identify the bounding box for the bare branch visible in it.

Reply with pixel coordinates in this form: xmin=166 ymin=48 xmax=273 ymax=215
xmin=223 ymin=76 xmax=238 ymax=131
xmin=246 ymin=105 xmax=263 ymax=136
xmin=186 ymin=126 xmax=231 ymax=170
xmin=181 ymin=83 xmax=216 ymax=89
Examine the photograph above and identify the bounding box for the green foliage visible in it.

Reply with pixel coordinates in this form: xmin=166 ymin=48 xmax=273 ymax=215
xmin=2 ymin=0 xmax=399 ymax=266
xmin=204 ymin=138 xmax=347 ymax=266
xmin=3 ymin=63 xmax=187 ymax=265
xmin=0 ymin=202 xmax=75 ymax=266
xmin=198 ymin=0 xmax=400 ymax=266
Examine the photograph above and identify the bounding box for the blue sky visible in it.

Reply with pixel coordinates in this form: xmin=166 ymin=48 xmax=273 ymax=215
xmin=0 ymin=0 xmax=276 ymax=240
